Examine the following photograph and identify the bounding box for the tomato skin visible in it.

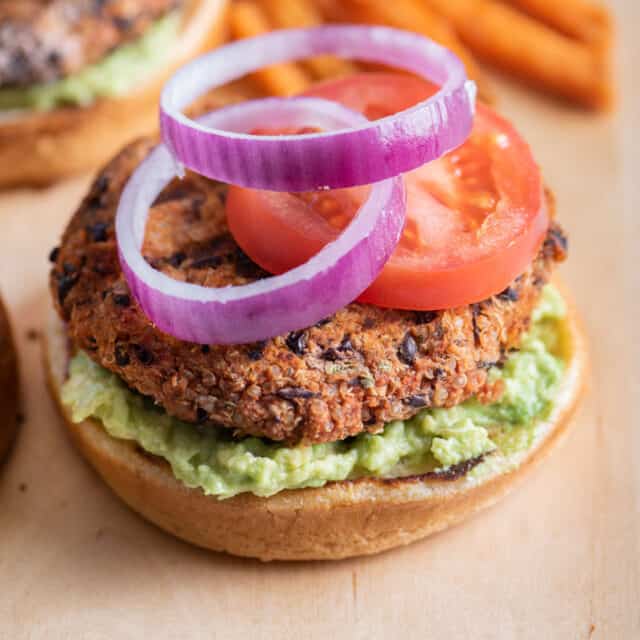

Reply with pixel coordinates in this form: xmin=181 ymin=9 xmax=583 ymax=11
xmin=357 ymin=200 xmax=549 ymax=309
xmin=226 ymin=73 xmax=548 ymax=310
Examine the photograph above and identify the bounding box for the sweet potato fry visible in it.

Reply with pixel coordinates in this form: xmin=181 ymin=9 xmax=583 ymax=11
xmin=506 ymin=0 xmax=613 ymax=48
xmin=424 ymin=0 xmax=612 ymax=109
xmin=228 ymin=1 xmax=311 ymax=96
xmin=312 ymin=0 xmax=345 ymax=22
xmin=257 ymin=0 xmax=358 ymax=79
xmin=338 ymin=0 xmax=494 ymax=103
xmin=187 ymin=79 xmax=264 ymax=119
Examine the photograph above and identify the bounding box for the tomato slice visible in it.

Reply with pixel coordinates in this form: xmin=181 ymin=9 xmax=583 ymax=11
xmin=226 ymin=73 xmax=548 ymax=310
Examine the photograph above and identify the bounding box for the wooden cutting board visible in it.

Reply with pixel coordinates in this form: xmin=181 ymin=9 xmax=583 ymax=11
xmin=0 ymin=1 xmax=637 ymax=637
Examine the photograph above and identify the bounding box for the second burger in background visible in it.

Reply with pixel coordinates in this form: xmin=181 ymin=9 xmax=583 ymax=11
xmin=0 ymin=0 xmax=227 ymax=188
xmin=0 ymin=294 xmax=18 ymax=465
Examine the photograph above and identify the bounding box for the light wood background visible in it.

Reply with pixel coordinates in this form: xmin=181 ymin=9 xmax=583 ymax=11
xmin=0 ymin=1 xmax=637 ymax=638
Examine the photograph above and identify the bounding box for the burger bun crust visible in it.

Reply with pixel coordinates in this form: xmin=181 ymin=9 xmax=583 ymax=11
xmin=0 ymin=297 xmax=19 ymax=465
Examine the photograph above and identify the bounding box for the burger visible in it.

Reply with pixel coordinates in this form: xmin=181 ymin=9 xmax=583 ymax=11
xmin=0 ymin=294 xmax=19 ymax=464
xmin=0 ymin=0 xmax=227 ymax=188
xmin=45 ymin=27 xmax=586 ymax=561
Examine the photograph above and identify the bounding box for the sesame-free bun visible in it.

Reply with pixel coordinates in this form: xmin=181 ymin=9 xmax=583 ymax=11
xmin=0 ymin=0 xmax=227 ymax=189
xmin=44 ymin=291 xmax=587 ymax=561
xmin=0 ymin=296 xmax=19 ymax=464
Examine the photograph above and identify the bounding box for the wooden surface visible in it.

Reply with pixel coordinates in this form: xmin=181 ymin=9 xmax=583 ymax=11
xmin=0 ymin=1 xmax=638 ymax=637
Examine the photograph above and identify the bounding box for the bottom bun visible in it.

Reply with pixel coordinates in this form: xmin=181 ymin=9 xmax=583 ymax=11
xmin=0 ymin=297 xmax=19 ymax=464
xmin=44 ymin=294 xmax=587 ymax=561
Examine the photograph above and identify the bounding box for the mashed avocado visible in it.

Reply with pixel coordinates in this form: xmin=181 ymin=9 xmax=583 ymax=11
xmin=62 ymin=286 xmax=567 ymax=499
xmin=0 ymin=13 xmax=180 ymax=112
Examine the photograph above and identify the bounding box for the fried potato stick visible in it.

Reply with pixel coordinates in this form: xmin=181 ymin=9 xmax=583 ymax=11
xmin=506 ymin=0 xmax=612 ymax=48
xmin=339 ymin=0 xmax=493 ymax=102
xmin=258 ymin=0 xmax=358 ymax=79
xmin=229 ymin=1 xmax=311 ymax=96
xmin=425 ymin=0 xmax=612 ymax=109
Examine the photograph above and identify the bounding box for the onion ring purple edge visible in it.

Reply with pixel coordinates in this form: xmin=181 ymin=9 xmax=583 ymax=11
xmin=117 ymin=97 xmax=406 ymax=345
xmin=160 ymin=25 xmax=476 ymax=192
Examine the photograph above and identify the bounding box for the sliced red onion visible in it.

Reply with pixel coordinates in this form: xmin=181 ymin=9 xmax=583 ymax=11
xmin=116 ymin=98 xmax=406 ymax=344
xmin=160 ymin=25 xmax=476 ymax=192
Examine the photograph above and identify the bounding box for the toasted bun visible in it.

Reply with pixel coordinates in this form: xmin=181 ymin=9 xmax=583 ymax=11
xmin=44 ymin=290 xmax=587 ymax=561
xmin=0 ymin=0 xmax=228 ymax=189
xmin=0 ymin=297 xmax=19 ymax=464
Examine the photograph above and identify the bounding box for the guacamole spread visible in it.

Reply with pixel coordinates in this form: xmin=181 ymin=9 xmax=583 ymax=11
xmin=0 ymin=13 xmax=180 ymax=112
xmin=62 ymin=286 xmax=567 ymax=499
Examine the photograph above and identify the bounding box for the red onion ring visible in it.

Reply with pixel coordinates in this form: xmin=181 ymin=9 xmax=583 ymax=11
xmin=116 ymin=97 xmax=406 ymax=344
xmin=160 ymin=25 xmax=476 ymax=192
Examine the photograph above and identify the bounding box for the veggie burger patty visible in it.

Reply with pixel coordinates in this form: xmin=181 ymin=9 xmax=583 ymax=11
xmin=51 ymin=138 xmax=568 ymax=445
xmin=0 ymin=0 xmax=180 ymax=87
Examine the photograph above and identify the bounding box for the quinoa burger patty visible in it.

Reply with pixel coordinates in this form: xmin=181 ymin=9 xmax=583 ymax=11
xmin=50 ymin=139 xmax=568 ymax=445
xmin=0 ymin=0 xmax=180 ymax=87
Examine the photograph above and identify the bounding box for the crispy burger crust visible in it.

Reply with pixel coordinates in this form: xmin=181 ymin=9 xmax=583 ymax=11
xmin=0 ymin=0 xmax=227 ymax=189
xmin=0 ymin=297 xmax=19 ymax=464
xmin=44 ymin=287 xmax=587 ymax=561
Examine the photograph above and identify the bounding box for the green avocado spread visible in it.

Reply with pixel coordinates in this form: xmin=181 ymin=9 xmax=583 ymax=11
xmin=62 ymin=286 xmax=567 ymax=499
xmin=0 ymin=13 xmax=180 ymax=112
